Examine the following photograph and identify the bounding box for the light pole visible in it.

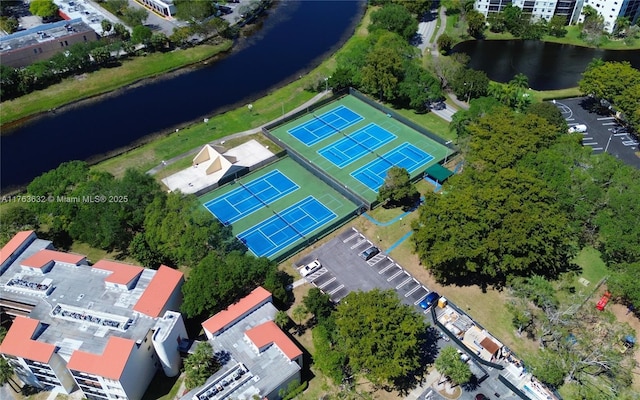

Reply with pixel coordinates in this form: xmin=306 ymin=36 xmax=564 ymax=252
xmin=605 ymin=132 xmax=613 ymax=153
xmin=464 ymin=82 xmax=473 ymax=103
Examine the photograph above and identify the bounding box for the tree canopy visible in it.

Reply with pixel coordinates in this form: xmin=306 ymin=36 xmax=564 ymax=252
xmin=434 ymin=347 xmax=472 ymax=386
xmin=334 ymin=289 xmax=427 ymax=387
xmin=184 ymin=342 xmax=219 ymax=390
xmin=413 ymin=109 xmax=573 ymax=285
xmin=377 ymin=166 xmax=420 ymax=209
xmin=369 ymin=3 xmax=419 ymax=41
xmin=29 ymin=0 xmax=58 ymax=18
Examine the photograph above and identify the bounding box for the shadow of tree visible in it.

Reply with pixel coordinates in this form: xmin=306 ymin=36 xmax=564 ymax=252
xmin=392 ymin=326 xmax=441 ymax=395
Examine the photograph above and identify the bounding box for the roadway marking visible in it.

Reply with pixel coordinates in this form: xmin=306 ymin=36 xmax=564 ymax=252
xmin=592 ymin=147 xmax=604 ymax=151
xmin=623 ymin=141 xmax=639 ymax=146
xmin=396 ymin=277 xmax=413 ymax=289
xmin=317 ymin=277 xmax=336 ymax=289
xmin=583 ymin=142 xmax=598 ymax=145
xmin=614 ymin=133 xmax=629 ymax=136
xmin=565 ymin=118 xmax=575 ymax=121
xmin=387 ymin=270 xmax=405 ymax=281
xmin=405 ymin=282 xmax=422 ymax=297
xmin=414 ymin=289 xmax=429 ymax=305
xmin=581 ymin=132 xmax=589 ymax=135
xmin=597 ymin=117 xmax=615 ymax=120
xmin=350 ymin=239 xmax=369 ymax=249
xmin=328 ymin=284 xmax=344 ymax=295
xmin=602 ymin=122 xmax=617 ymax=125
xmin=379 ymin=263 xmax=396 ymax=274
xmin=583 ymin=137 xmax=593 ymax=140
xmin=343 ymin=231 xmax=360 ymax=243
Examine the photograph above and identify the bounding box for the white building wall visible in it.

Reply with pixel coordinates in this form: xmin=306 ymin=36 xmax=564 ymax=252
xmin=578 ymin=0 xmax=624 ymax=32
xmin=265 ymin=369 xmax=301 ymax=400
xmin=119 ymin=331 xmax=160 ymax=400
xmin=152 ymin=311 xmax=187 ymax=377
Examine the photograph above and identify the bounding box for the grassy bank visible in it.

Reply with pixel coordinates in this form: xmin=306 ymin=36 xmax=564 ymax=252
xmin=0 ymin=41 xmax=233 ymax=127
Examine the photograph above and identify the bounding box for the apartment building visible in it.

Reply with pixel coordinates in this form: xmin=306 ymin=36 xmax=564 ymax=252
xmin=0 ymin=231 xmax=187 ymax=400
xmin=182 ymin=287 xmax=303 ymax=400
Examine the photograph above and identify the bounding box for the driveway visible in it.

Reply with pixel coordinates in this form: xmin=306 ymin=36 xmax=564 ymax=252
xmin=552 ymin=97 xmax=640 ymax=169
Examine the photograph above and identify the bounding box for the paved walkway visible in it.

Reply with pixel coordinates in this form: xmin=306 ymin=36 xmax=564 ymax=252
xmin=147 ymin=90 xmax=331 ymax=175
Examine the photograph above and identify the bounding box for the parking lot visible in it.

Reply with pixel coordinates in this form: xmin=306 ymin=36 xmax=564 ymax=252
xmin=295 ymin=227 xmax=526 ymax=400
xmin=553 ymin=97 xmax=640 ymax=169
xmin=295 ymin=227 xmax=431 ymax=309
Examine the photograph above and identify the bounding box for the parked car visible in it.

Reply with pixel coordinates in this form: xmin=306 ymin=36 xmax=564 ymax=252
xmin=359 ymin=246 xmax=380 ymax=261
xmin=568 ymin=124 xmax=587 ymax=133
xmin=299 ymin=259 xmax=321 ymax=277
xmin=475 ymin=394 xmax=488 ymax=400
xmin=431 ymin=101 xmax=446 ymax=111
xmin=419 ymin=291 xmax=440 ymax=309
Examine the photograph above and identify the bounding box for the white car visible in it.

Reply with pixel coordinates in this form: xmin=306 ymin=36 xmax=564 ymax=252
xmin=568 ymin=124 xmax=587 ymax=133
xmin=299 ymin=259 xmax=321 ymax=277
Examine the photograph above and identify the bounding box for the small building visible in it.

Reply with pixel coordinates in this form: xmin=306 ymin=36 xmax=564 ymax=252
xmin=162 ymin=139 xmax=276 ymax=196
xmin=462 ymin=325 xmax=503 ymax=362
xmin=0 ymin=231 xmax=187 ymax=400
xmin=0 ymin=19 xmax=98 ymax=68
xmin=182 ymin=287 xmax=303 ymax=400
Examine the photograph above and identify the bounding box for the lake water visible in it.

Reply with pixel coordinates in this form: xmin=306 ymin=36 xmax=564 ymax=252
xmin=451 ymin=40 xmax=640 ymax=90
xmin=0 ymin=0 xmax=365 ymax=192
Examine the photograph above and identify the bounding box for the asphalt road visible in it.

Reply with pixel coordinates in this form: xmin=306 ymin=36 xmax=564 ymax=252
xmin=553 ymin=97 xmax=640 ymax=169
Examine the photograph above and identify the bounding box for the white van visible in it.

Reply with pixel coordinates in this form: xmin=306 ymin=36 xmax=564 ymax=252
xmin=568 ymin=124 xmax=587 ymax=133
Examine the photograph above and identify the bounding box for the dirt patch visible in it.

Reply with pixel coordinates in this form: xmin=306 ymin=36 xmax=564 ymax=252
xmin=608 ymin=302 xmax=640 ymax=391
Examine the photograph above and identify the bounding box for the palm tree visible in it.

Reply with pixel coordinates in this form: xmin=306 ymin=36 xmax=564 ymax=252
xmin=291 ymin=305 xmax=308 ymax=335
xmin=509 ymin=73 xmax=529 ymax=89
xmin=434 ymin=347 xmax=472 ymax=387
xmin=274 ymin=310 xmax=290 ymax=330
xmin=0 ymin=357 xmax=13 ymax=386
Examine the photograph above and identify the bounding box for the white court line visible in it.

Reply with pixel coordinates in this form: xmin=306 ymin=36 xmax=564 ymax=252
xmin=597 ymin=117 xmax=615 ymax=120
xmin=583 ymin=142 xmax=598 ymax=145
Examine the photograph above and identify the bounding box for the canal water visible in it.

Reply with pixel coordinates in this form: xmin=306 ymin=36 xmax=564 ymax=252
xmin=1 ymin=0 xmax=365 ymax=192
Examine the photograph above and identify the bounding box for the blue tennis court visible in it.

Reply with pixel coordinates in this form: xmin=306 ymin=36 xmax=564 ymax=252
xmin=318 ymin=123 xmax=397 ymax=168
xmin=351 ymin=143 xmax=434 ymax=192
xmin=203 ymin=170 xmax=299 ymax=224
xmin=287 ymin=105 xmax=363 ymax=146
xmin=237 ymin=196 xmax=337 ymax=258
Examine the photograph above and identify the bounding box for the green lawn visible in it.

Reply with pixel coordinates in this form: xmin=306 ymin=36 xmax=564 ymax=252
xmin=572 ymin=246 xmax=609 ymax=285
xmin=0 ymin=42 xmax=233 ymax=127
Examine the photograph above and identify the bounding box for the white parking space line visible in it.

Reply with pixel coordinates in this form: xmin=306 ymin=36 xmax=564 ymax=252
xmin=328 ymin=284 xmax=344 ymax=295
xmin=379 ymin=263 xmax=396 ymax=274
xmin=623 ymin=141 xmax=639 ymax=146
xmin=396 ymin=277 xmax=413 ymax=289
xmin=387 ymin=270 xmax=405 ymax=281
xmin=614 ymin=133 xmax=629 ymax=137
xmin=583 ymin=137 xmax=593 ymax=140
xmin=405 ymin=282 xmax=421 ymax=297
xmin=318 ymin=277 xmax=336 ymax=289
xmin=602 ymin=122 xmax=617 ymax=126
xmin=566 ymin=118 xmax=575 ymax=121
xmin=583 ymin=142 xmax=598 ymax=145
xmin=592 ymin=147 xmax=604 ymax=151
xmin=581 ymin=132 xmax=589 ymax=135
xmin=597 ymin=117 xmax=615 ymax=120
xmin=414 ymin=290 xmax=428 ymax=305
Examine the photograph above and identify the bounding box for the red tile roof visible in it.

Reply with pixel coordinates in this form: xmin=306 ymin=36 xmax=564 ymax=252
xmin=22 ymin=249 xmax=85 ymax=269
xmin=67 ymin=336 xmax=135 ymax=380
xmin=133 ymin=265 xmax=183 ymax=317
xmin=202 ymin=287 xmax=272 ymax=336
xmin=0 ymin=316 xmax=55 ymax=363
xmin=0 ymin=230 xmax=35 ymax=265
xmin=480 ymin=337 xmax=500 ymax=355
xmin=245 ymin=321 xmax=302 ymax=361
xmin=93 ymin=260 xmax=143 ymax=286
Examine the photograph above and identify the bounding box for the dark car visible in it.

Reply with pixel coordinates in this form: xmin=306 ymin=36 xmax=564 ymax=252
xmin=359 ymin=246 xmax=380 ymax=261
xmin=475 ymin=394 xmax=488 ymax=400
xmin=432 ymin=102 xmax=446 ymax=111
xmin=419 ymin=291 xmax=440 ymax=309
